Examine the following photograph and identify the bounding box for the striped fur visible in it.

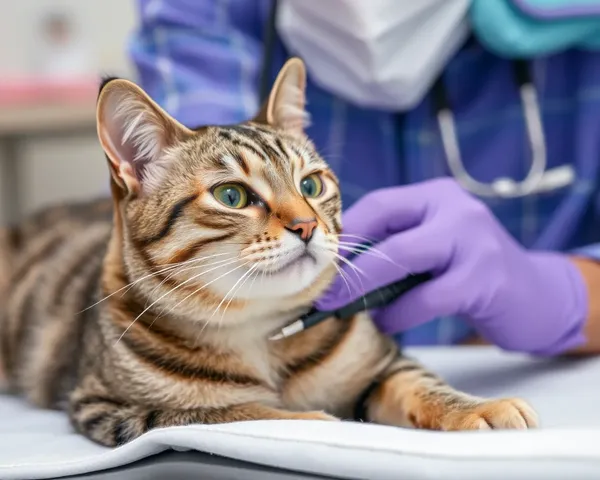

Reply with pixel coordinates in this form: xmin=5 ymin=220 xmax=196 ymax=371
xmin=0 ymin=58 xmax=537 ymax=447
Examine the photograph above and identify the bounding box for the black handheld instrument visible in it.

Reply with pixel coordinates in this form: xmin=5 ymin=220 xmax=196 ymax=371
xmin=269 ymin=272 xmax=433 ymax=340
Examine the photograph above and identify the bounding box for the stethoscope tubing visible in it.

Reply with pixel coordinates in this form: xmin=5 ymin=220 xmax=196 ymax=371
xmin=432 ymin=61 xmax=549 ymax=198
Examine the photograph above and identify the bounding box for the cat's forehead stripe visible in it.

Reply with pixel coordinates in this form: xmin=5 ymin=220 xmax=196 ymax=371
xmin=222 ymin=154 xmax=249 ymax=176
xmin=216 ymin=130 xmax=268 ymax=164
xmin=217 ymin=125 xmax=310 ymax=169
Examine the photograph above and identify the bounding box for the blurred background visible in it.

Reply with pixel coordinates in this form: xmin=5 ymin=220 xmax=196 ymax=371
xmin=0 ymin=0 xmax=136 ymax=224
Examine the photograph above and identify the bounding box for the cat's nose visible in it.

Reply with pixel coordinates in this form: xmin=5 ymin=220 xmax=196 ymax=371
xmin=285 ymin=218 xmax=317 ymax=243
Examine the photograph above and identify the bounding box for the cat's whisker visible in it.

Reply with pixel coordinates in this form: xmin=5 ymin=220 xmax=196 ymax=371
xmin=153 ymin=256 xmax=247 ymax=319
xmin=144 ymin=255 xmax=240 ymax=328
xmin=79 ymin=252 xmax=234 ymax=313
xmin=336 ymin=256 xmax=366 ymax=292
xmin=213 ymin=264 xmax=264 ymax=331
xmin=142 ymin=259 xmax=250 ymax=345
xmin=140 ymin=250 xmax=235 ymax=274
xmin=80 ymin=264 xmax=184 ymax=313
xmin=259 ymin=260 xmax=268 ymax=290
xmin=336 ymin=233 xmax=378 ymax=244
xmin=332 ymin=262 xmax=353 ymax=298
xmin=336 ymin=243 xmax=395 ymax=264
xmin=194 ymin=317 xmax=214 ymax=345
xmin=336 ymin=243 xmax=386 ymax=258
xmin=150 ymin=255 xmax=235 ymax=288
xmin=246 ymin=261 xmax=262 ymax=296
xmin=330 ymin=251 xmax=368 ymax=281
xmin=113 ymin=258 xmax=245 ymax=346
xmin=335 ymin=240 xmax=387 ymax=254
xmin=335 ymin=241 xmax=412 ymax=274
xmin=218 ymin=267 xmax=260 ymax=334
xmin=209 ymin=264 xmax=257 ymax=321
xmin=330 ymin=254 xmax=370 ymax=312
xmin=321 ymin=242 xmax=366 ymax=299
xmin=145 ymin=256 xmax=241 ymax=311
xmin=144 ymin=256 xmax=236 ymax=329
xmin=218 ymin=264 xmax=259 ymax=328
xmin=147 ymin=253 xmax=239 ymax=300
xmin=332 ymin=240 xmax=414 ymax=276
xmin=189 ymin=262 xmax=253 ymax=343
xmin=329 ymin=252 xmax=369 ymax=306
xmin=167 ymin=261 xmax=251 ymax=317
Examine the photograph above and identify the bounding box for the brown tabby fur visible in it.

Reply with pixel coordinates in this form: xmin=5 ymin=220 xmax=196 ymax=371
xmin=0 ymin=59 xmax=538 ymax=447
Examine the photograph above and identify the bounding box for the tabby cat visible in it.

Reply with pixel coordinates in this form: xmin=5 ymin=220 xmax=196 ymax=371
xmin=0 ymin=58 xmax=537 ymax=447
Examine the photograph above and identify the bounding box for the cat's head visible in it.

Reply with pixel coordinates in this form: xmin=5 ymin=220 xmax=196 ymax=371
xmin=96 ymin=58 xmax=342 ymax=327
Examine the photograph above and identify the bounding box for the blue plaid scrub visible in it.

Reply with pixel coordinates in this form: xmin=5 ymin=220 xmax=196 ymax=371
xmin=129 ymin=0 xmax=600 ymax=346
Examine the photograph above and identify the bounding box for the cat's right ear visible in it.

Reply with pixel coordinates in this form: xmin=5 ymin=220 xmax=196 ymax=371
xmin=253 ymin=57 xmax=310 ymax=138
xmin=96 ymin=78 xmax=193 ymax=197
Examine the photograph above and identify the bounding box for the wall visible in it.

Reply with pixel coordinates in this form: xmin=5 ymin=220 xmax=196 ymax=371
xmin=0 ymin=0 xmax=136 ymax=77
xmin=0 ymin=0 xmax=137 ymax=221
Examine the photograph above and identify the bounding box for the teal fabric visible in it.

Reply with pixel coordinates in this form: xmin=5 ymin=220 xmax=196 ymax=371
xmin=470 ymin=0 xmax=600 ymax=58
xmin=516 ymin=0 xmax=600 ymax=18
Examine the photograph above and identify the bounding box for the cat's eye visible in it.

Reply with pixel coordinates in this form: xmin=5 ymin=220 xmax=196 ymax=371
xmin=300 ymin=174 xmax=324 ymax=198
xmin=213 ymin=184 xmax=248 ymax=209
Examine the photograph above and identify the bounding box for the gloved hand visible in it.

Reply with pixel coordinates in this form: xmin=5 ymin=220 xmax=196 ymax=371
xmin=316 ymin=178 xmax=589 ymax=356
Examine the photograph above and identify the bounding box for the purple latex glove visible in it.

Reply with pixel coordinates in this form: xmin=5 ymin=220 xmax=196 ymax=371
xmin=316 ymin=178 xmax=589 ymax=356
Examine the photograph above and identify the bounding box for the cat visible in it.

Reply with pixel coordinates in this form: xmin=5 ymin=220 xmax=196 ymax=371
xmin=0 ymin=58 xmax=538 ymax=447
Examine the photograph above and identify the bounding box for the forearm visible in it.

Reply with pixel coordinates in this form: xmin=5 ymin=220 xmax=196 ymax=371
xmin=565 ymin=256 xmax=600 ymax=355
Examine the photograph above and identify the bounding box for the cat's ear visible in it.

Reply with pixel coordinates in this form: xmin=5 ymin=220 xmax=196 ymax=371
xmin=254 ymin=57 xmax=310 ymax=138
xmin=96 ymin=78 xmax=192 ymax=197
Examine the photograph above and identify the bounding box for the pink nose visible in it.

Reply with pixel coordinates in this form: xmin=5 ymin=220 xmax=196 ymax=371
xmin=286 ymin=218 xmax=317 ymax=243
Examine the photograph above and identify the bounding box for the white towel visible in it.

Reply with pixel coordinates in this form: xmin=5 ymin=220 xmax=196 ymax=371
xmin=1 ymin=347 xmax=599 ymax=480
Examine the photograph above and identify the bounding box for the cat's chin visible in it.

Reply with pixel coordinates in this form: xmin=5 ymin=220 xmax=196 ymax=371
xmin=210 ymin=250 xmax=334 ymax=300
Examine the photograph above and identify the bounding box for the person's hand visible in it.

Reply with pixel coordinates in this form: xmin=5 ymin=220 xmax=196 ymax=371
xmin=317 ymin=178 xmax=588 ymax=355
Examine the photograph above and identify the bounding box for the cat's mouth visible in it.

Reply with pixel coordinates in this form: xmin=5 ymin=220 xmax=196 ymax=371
xmin=258 ymin=249 xmax=317 ymax=275
xmin=275 ymin=251 xmax=316 ymax=274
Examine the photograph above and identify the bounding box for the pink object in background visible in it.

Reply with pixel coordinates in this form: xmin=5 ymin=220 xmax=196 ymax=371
xmin=0 ymin=77 xmax=98 ymax=107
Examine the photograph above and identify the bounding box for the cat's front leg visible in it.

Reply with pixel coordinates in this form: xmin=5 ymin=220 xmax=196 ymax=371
xmin=358 ymin=356 xmax=538 ymax=431
xmin=69 ymin=387 xmax=337 ymax=447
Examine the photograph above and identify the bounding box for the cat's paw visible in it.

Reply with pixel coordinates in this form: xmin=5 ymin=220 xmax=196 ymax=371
xmin=440 ymin=398 xmax=538 ymax=431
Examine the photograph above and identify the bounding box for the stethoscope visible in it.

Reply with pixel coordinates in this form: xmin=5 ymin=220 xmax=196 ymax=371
xmin=259 ymin=1 xmax=575 ymax=199
xmin=431 ymin=60 xmax=575 ymax=198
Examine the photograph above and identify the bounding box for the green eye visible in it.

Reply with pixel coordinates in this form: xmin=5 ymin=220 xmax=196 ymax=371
xmin=213 ymin=184 xmax=248 ymax=209
xmin=300 ymin=174 xmax=324 ymax=198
